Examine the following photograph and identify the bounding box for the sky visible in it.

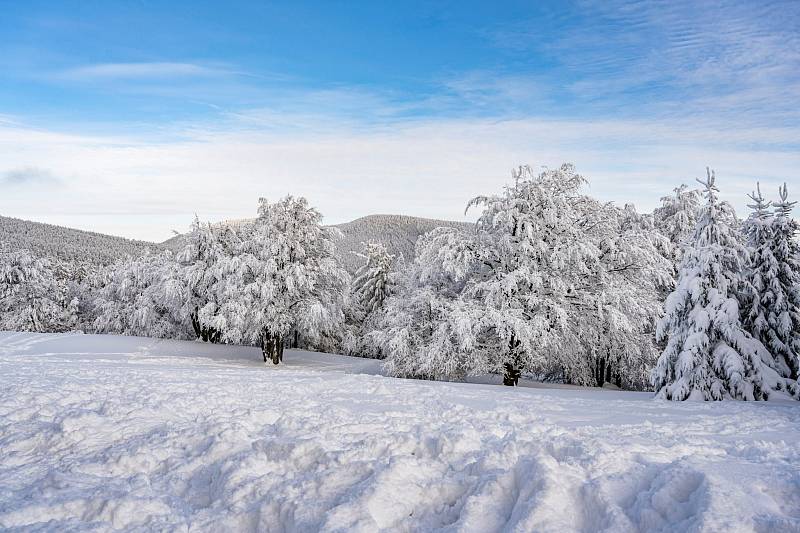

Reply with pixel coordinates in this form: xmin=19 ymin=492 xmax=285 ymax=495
xmin=1 ymin=0 xmax=798 ymax=241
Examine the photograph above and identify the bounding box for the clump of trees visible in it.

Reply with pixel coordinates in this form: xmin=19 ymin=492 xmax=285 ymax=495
xmin=2 ymin=163 xmax=798 ymax=401
xmin=652 ymin=170 xmax=798 ymax=400
xmin=373 ymin=164 xmax=672 ymax=389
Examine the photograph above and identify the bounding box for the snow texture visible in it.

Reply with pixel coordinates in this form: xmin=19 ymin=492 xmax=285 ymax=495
xmin=1 ymin=332 xmax=799 ymax=532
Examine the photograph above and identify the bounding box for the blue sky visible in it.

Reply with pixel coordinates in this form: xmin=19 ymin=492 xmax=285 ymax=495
xmin=1 ymin=0 xmax=798 ymax=240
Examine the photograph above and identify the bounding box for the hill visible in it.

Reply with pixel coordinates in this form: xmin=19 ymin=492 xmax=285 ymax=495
xmin=330 ymin=214 xmax=472 ymax=272
xmin=0 ymin=215 xmax=161 ymax=265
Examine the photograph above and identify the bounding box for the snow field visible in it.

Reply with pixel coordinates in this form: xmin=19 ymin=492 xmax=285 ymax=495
xmin=1 ymin=332 xmax=799 ymax=532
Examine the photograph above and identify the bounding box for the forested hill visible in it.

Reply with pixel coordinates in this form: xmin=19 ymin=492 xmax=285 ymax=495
xmin=1 ymin=213 xmax=470 ymax=272
xmin=162 ymin=214 xmax=472 ymax=274
xmin=0 ymin=214 xmax=161 ymax=265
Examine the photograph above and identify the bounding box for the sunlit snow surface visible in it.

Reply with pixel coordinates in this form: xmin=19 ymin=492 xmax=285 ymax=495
xmin=1 ymin=332 xmax=798 ymax=532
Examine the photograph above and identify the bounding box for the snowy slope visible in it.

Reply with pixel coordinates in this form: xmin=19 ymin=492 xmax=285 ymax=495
xmin=1 ymin=332 xmax=798 ymax=532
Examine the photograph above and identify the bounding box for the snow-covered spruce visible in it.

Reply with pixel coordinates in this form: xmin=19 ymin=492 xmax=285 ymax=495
xmin=211 ymin=196 xmax=350 ymax=364
xmin=375 ymin=164 xmax=671 ymax=388
xmin=652 ymin=169 xmax=799 ymax=400
xmin=352 ymin=241 xmax=394 ymax=315
xmin=763 ymin=184 xmax=800 ymax=379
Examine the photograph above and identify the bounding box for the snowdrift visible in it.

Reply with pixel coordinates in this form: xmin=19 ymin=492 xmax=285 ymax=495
xmin=1 ymin=332 xmax=798 ymax=531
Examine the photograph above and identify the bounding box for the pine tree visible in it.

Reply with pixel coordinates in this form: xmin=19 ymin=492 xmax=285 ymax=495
xmin=652 ymin=169 xmax=797 ymax=400
xmin=765 ymin=184 xmax=800 ymax=379
xmin=352 ymin=241 xmax=394 ymax=314
xmin=740 ymin=184 xmax=784 ymax=375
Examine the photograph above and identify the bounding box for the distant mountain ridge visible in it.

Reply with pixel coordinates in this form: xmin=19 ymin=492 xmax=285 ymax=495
xmin=0 ymin=214 xmax=161 ymax=265
xmin=2 ymin=213 xmax=471 ymax=272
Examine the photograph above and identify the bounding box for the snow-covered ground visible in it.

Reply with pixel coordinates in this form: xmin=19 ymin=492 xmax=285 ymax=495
xmin=1 ymin=332 xmax=798 ymax=532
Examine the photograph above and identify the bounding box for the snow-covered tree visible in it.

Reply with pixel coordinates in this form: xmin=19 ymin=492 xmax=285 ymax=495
xmin=340 ymin=241 xmax=396 ymax=357
xmin=375 ymin=164 xmax=671 ymax=388
xmin=761 ymin=184 xmax=800 ymax=379
xmin=213 ymin=196 xmax=350 ymax=363
xmin=177 ymin=217 xmax=225 ymax=342
xmin=369 ymin=227 xmax=477 ymax=380
xmin=740 ymin=184 xmax=781 ymax=372
xmin=652 ymin=170 xmax=798 ymax=401
xmin=653 ymin=184 xmax=703 ymax=260
xmin=92 ymin=251 xmax=188 ymax=339
xmin=352 ymin=241 xmax=394 ymax=314
xmin=0 ymin=250 xmax=78 ymax=332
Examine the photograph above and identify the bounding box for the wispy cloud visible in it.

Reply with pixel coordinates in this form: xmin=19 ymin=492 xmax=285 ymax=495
xmin=57 ymin=62 xmax=233 ymax=81
xmin=487 ymin=0 xmax=800 ymax=124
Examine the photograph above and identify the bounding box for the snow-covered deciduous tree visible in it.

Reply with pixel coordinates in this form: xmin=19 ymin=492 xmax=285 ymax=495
xmin=369 ymin=227 xmax=477 ymax=380
xmin=0 ymin=250 xmax=78 ymax=332
xmin=375 ymin=164 xmax=672 ymax=388
xmin=652 ymin=170 xmax=799 ymax=401
xmin=92 ymin=251 xmax=188 ymax=339
xmin=214 ymin=196 xmax=350 ymax=364
xmin=177 ymin=217 xmax=225 ymax=342
xmin=653 ymin=184 xmax=703 ymax=257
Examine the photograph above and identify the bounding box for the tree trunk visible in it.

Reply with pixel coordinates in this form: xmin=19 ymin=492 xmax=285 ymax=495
xmin=503 ymin=363 xmax=521 ymax=386
xmin=596 ymin=357 xmax=606 ymax=387
xmin=191 ymin=309 xmax=202 ymax=338
xmin=261 ymin=332 xmax=284 ymax=365
xmin=504 ymin=335 xmax=522 ymax=386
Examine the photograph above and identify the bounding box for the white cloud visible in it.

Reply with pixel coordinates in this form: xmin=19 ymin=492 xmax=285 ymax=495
xmin=1 ymin=111 xmax=797 ymax=242
xmin=57 ymin=62 xmax=231 ymax=80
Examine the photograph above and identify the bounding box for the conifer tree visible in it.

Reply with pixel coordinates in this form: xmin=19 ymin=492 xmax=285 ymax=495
xmin=652 ymin=170 xmax=797 ymax=400
xmin=765 ymin=184 xmax=800 ymax=379
xmin=352 ymin=241 xmax=394 ymax=314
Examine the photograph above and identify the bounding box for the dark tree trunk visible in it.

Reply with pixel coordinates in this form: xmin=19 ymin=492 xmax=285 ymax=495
xmin=504 ymin=335 xmax=522 ymax=386
xmin=192 ymin=308 xmax=221 ymax=344
xmin=191 ymin=310 xmax=202 ymax=338
xmin=261 ymin=332 xmax=284 ymax=365
xmin=596 ymin=357 xmax=606 ymax=387
xmin=503 ymin=363 xmax=521 ymax=386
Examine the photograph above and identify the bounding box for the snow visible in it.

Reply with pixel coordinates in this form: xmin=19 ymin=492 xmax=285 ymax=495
xmin=1 ymin=332 xmax=799 ymax=532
